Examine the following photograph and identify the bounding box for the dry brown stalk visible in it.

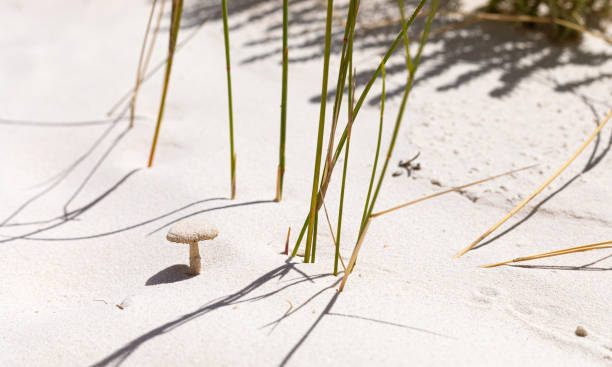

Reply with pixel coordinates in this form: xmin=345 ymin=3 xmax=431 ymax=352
xmin=482 ymin=240 xmax=612 ymax=268
xmin=130 ymin=0 xmax=159 ymax=128
xmin=322 ymin=200 xmax=347 ymax=271
xmin=338 ymin=217 xmax=371 ymax=291
xmin=371 ymin=165 xmax=536 ymax=218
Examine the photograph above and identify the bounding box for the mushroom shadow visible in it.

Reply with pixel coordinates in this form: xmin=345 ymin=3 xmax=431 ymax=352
xmin=146 ymin=264 xmax=193 ymax=285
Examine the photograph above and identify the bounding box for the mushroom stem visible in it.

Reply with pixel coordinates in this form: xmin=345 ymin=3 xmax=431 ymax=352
xmin=189 ymin=242 xmax=201 ymax=275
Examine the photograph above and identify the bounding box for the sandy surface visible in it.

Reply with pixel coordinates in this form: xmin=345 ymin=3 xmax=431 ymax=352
xmin=1 ymin=0 xmax=611 ymax=366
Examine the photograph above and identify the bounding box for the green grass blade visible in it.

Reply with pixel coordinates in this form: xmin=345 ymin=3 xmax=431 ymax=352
xmin=311 ymin=213 xmax=319 ymax=263
xmin=277 ymin=0 xmax=289 ymax=202
xmin=221 ymin=0 xmax=237 ymax=199
xmin=359 ymin=62 xmax=385 ymax=232
xmin=147 ymin=0 xmax=183 ymax=168
xmin=303 ymin=0 xmax=335 ymax=263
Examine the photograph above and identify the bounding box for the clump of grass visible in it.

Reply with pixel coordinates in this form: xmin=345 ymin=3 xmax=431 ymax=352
xmin=293 ymin=0 xmax=361 ymax=261
xmin=291 ymin=0 xmax=429 ymax=257
xmin=482 ymin=240 xmax=612 ymax=268
xmin=148 ymin=0 xmax=183 ymax=167
xmin=276 ymin=0 xmax=289 ymax=202
xmin=455 ymin=108 xmax=612 ymax=258
xmin=301 ymin=0 xmax=362 ymax=263
xmin=221 ymin=0 xmax=237 ymax=199
xmin=485 ymin=0 xmax=611 ymax=40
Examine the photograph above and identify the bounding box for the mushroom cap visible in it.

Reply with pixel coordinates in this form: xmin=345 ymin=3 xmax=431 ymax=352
xmin=166 ymin=219 xmax=218 ymax=244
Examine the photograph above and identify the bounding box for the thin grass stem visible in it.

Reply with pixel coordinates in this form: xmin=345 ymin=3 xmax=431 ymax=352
xmin=340 ymin=0 xmax=439 ymax=291
xmin=322 ymin=201 xmax=337 ymax=243
xmin=221 ymin=0 xmax=237 ymax=199
xmin=339 ymin=217 xmax=371 ymax=291
xmin=131 ymin=0 xmax=158 ymax=129
xmin=147 ymin=0 xmax=183 ymax=168
xmin=398 ymin=0 xmax=414 ymax=72
xmin=107 ymin=16 xmax=204 ymax=117
xmin=321 ymin=0 xmax=359 ymax=184
xmin=141 ymin=0 xmax=167 ymax=86
xmin=335 ymin=63 xmax=357 ymax=276
xmin=322 ymin=200 xmax=348 ymax=271
xmin=277 ymin=0 xmax=289 ymax=202
xmin=359 ymin=60 xmax=385 ymax=232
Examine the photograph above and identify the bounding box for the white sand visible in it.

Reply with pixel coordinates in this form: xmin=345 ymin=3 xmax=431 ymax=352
xmin=1 ymin=0 xmax=611 ymax=366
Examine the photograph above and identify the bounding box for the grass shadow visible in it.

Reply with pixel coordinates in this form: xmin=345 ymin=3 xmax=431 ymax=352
xmin=91 ymin=258 xmax=335 ymax=367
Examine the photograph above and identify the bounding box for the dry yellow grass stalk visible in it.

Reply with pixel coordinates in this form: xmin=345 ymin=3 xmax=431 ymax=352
xmin=322 ymin=200 xmax=347 ymax=271
xmin=371 ymin=165 xmax=536 ymax=218
xmin=130 ymin=0 xmax=158 ymax=128
xmin=482 ymin=240 xmax=612 ymax=268
xmin=455 ymin=108 xmax=612 ymax=258
xmin=141 ymin=0 xmax=167 ymax=84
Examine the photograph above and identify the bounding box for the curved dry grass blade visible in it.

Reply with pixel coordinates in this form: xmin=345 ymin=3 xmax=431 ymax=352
xmin=455 ymin=108 xmax=612 ymax=258
xmin=482 ymin=240 xmax=612 ymax=268
xmin=371 ymin=165 xmax=537 ymax=218
xmin=130 ymin=0 xmax=158 ymax=129
xmin=141 ymin=0 xmax=167 ymax=84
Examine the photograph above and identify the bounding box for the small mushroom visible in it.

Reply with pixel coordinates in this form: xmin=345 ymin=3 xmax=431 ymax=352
xmin=575 ymin=326 xmax=588 ymax=337
xmin=166 ymin=220 xmax=218 ymax=275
